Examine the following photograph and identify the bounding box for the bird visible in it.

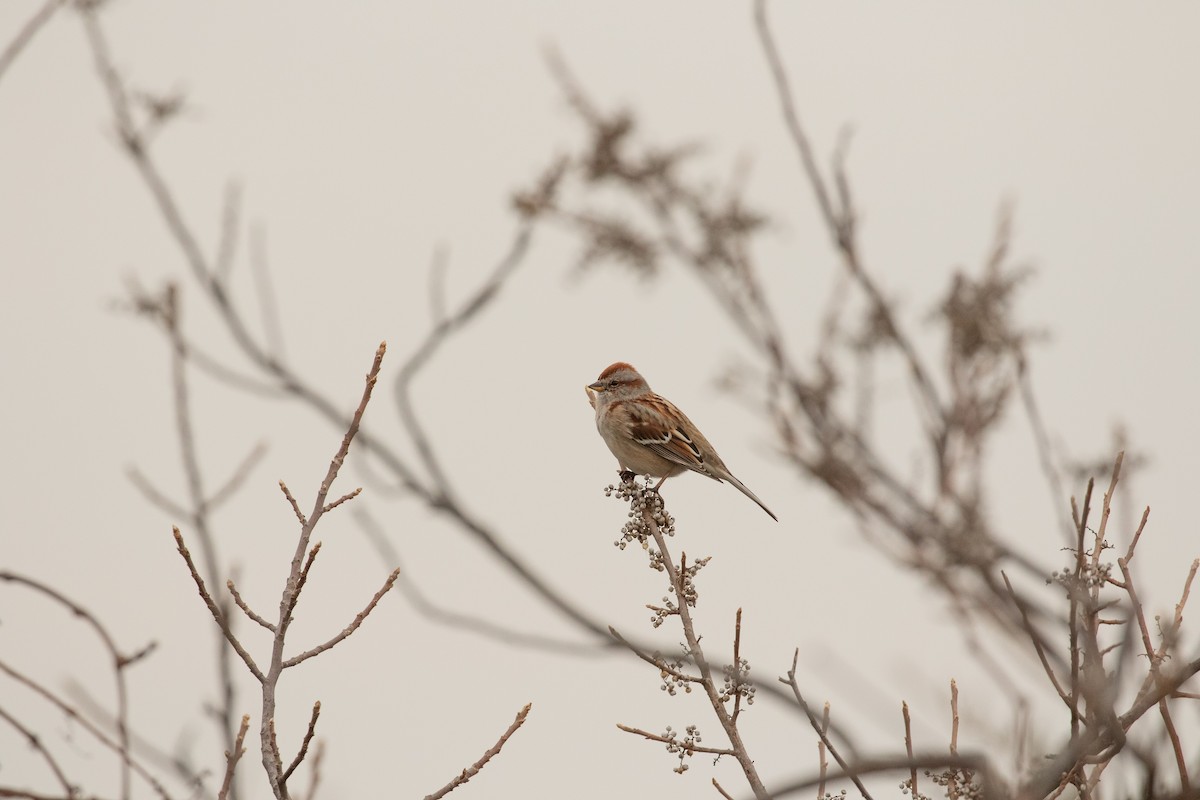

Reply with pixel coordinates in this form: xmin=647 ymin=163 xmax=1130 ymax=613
xmin=586 ymin=362 xmax=777 ymax=521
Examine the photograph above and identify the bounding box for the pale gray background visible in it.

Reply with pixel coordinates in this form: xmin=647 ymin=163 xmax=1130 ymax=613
xmin=2 ymin=2 xmax=1198 ymax=798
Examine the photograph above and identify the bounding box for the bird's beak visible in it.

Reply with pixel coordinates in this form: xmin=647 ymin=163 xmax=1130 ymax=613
xmin=586 ymin=380 xmax=606 ymax=393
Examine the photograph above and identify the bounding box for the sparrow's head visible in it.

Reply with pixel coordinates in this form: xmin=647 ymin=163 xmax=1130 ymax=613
xmin=586 ymin=362 xmax=650 ymax=405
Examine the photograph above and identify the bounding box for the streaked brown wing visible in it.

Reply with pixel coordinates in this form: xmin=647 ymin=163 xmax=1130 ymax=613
xmin=626 ymin=394 xmax=711 ymax=475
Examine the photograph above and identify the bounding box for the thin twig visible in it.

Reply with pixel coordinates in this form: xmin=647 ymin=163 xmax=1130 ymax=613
xmin=732 ymin=608 xmax=745 ymax=724
xmin=282 ymin=568 xmax=400 ymax=668
xmin=205 ymin=441 xmax=269 ymax=514
xmin=249 ymin=221 xmax=287 ymax=360
xmin=83 ymin=1 xmax=613 ymax=652
xmin=713 ymin=778 xmax=737 ymax=800
xmin=259 ymin=342 xmax=387 ymax=798
xmin=902 ymin=702 xmax=916 ymax=800
xmin=218 ymin=715 xmax=251 ymax=800
xmin=280 ymin=481 xmax=306 ymax=525
xmin=0 ymin=0 xmax=65 ymax=83
xmin=321 ymin=486 xmax=362 ymax=514
xmin=422 ymin=704 xmax=532 ymax=800
xmin=783 ymin=650 xmax=874 ymax=800
xmin=768 ymin=752 xmax=991 ymax=800
xmin=0 ymin=705 xmax=76 ymax=796
xmin=355 ymin=506 xmax=605 ymax=654
xmin=126 ymin=466 xmax=189 ymax=519
xmin=644 ymin=508 xmax=771 ymax=800
xmin=0 ymin=658 xmax=173 ymax=800
xmin=1001 ymin=571 xmax=1072 ymax=709
xmin=281 ymin=702 xmax=321 ymax=784
xmin=227 ymin=579 xmax=276 ymax=632
xmin=609 ymin=627 xmax=702 ymax=685
xmin=172 ymin=528 xmax=265 ymax=683
xmin=0 ymin=571 xmax=154 ymax=800
xmin=615 ymin=725 xmax=736 ymax=757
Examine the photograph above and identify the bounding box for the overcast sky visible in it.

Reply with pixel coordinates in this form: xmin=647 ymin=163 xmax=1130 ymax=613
xmin=2 ymin=3 xmax=1199 ymax=798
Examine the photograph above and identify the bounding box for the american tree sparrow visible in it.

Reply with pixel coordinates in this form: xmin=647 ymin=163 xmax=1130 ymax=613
xmin=586 ymin=362 xmax=778 ymax=521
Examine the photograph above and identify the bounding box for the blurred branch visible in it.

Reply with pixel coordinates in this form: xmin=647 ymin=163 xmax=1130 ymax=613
xmin=0 ymin=571 xmax=156 ymax=800
xmin=0 ymin=0 xmax=65 ymax=85
xmin=354 ymin=505 xmax=604 ymax=654
xmin=0 ymin=658 xmax=173 ymax=800
xmin=0 ymin=705 xmax=76 ymax=798
xmin=79 ymin=2 xmax=613 ymax=650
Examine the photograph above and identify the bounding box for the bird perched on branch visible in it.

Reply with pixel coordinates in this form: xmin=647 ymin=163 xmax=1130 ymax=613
xmin=586 ymin=362 xmax=777 ymax=521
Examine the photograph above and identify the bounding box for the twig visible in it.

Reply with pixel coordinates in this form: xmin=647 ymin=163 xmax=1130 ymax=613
xmin=1001 ymin=571 xmax=1072 ymax=709
xmin=172 ymin=528 xmax=265 ymax=684
xmin=949 ymin=680 xmax=959 ymax=758
xmin=126 ymin=466 xmax=189 ymax=519
xmin=299 ymin=740 xmax=324 ymax=800
xmin=249 ymin=221 xmax=287 ymax=360
xmin=0 ymin=658 xmax=173 ymax=800
xmin=0 ymin=571 xmax=154 ymax=800
xmin=782 ymin=650 xmax=874 ymax=800
xmin=258 ymin=343 xmax=387 ymax=798
xmin=227 ymin=579 xmax=276 ymax=632
xmin=753 ymin=0 xmax=944 ymax=440
xmin=644 ymin=510 xmax=771 ymax=799
xmin=732 ymin=608 xmax=745 ymax=724
xmin=218 ymin=715 xmax=251 ymax=800
xmin=0 ymin=0 xmax=64 ymax=83
xmin=82 ymin=0 xmax=614 ymax=654
xmin=767 ymin=752 xmax=991 ymax=800
xmin=902 ymin=702 xmax=916 ymax=800
xmin=713 ymin=778 xmax=737 ymax=800
xmin=205 ymin=442 xmax=269 ymax=514
xmin=281 ymin=703 xmax=321 ymax=784
xmin=615 ymin=725 xmax=736 ymax=756
xmin=282 ymin=568 xmax=400 ymax=668
xmin=355 ymin=506 xmax=604 ymax=654
xmin=422 ymin=704 xmax=532 ymax=800
xmin=280 ymin=481 xmax=306 ymax=525
xmin=213 ymin=182 xmax=241 ymax=282
xmin=609 ymin=627 xmax=702 ymax=685
xmin=321 ymin=486 xmax=361 ymax=514
xmin=1016 ymin=356 xmax=1075 ymax=545
xmin=0 ymin=705 xmax=76 ymax=796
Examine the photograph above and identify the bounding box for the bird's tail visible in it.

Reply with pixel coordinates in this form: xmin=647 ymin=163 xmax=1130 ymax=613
xmin=725 ymin=473 xmax=778 ymax=522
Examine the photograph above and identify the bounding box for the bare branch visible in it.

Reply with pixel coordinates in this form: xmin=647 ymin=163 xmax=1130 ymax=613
xmin=280 ymin=480 xmax=306 ymax=525
xmin=218 ymin=715 xmax=251 ymax=800
xmin=422 ymin=704 xmax=532 ymax=800
xmin=282 ymin=568 xmax=399 ymax=668
xmin=227 ymin=579 xmax=276 ymax=632
xmin=205 ymin=441 xmax=269 ymax=514
xmin=0 ymin=570 xmax=154 ymax=799
xmin=0 ymin=658 xmax=174 ymax=800
xmin=615 ymin=724 xmax=737 ymax=757
xmin=281 ymin=702 xmax=321 ymax=784
xmin=770 ymin=752 xmax=992 ymax=800
xmin=321 ymin=486 xmax=361 ymax=514
xmin=0 ymin=705 xmax=76 ymax=796
xmin=172 ymin=527 xmax=265 ymax=683
xmin=355 ymin=506 xmax=605 ymax=654
xmin=782 ymin=649 xmax=874 ymax=800
xmin=126 ymin=466 xmax=189 ymax=519
xmin=0 ymin=0 xmax=65 ymax=84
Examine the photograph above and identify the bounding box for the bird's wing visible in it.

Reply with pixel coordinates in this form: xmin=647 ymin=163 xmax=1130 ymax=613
xmin=626 ymin=394 xmax=721 ymax=480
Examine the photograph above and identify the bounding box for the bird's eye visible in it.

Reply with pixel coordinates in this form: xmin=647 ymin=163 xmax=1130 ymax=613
xmin=608 ymin=379 xmax=619 ymax=388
